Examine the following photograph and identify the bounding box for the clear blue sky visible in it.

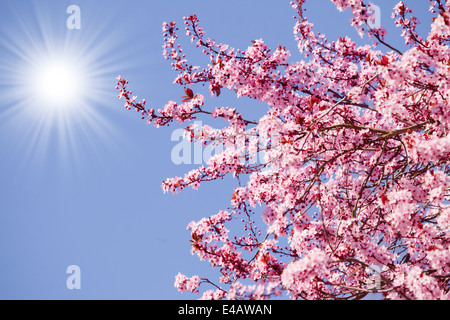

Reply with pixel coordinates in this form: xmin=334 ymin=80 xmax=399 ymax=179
xmin=0 ymin=0 xmax=431 ymax=299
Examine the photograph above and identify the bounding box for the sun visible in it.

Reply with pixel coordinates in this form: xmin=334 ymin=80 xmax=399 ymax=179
xmin=32 ymin=56 xmax=83 ymax=110
xmin=0 ymin=1 xmax=131 ymax=167
xmin=34 ymin=59 xmax=81 ymax=108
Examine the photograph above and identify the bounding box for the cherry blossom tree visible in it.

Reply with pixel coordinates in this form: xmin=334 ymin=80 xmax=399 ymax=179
xmin=116 ymin=0 xmax=450 ymax=300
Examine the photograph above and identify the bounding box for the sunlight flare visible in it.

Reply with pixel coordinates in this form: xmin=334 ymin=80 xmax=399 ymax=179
xmin=34 ymin=58 xmax=82 ymax=109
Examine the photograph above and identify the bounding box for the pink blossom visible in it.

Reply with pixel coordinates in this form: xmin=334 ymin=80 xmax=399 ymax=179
xmin=118 ymin=0 xmax=450 ymax=300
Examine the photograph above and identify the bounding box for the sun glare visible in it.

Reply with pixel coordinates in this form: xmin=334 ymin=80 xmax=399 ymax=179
xmin=33 ymin=58 xmax=82 ymax=109
xmin=0 ymin=2 xmax=132 ymax=167
xmin=36 ymin=60 xmax=81 ymax=107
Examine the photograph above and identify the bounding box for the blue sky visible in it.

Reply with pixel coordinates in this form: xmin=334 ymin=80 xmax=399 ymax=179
xmin=0 ymin=0 xmax=431 ymax=299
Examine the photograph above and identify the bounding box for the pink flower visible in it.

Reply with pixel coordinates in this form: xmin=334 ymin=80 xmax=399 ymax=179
xmin=118 ymin=0 xmax=450 ymax=300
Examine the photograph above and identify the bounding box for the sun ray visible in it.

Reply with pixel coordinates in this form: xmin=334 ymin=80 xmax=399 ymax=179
xmin=0 ymin=1 xmax=140 ymax=172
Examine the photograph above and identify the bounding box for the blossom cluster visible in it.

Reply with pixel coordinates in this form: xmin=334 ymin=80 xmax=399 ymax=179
xmin=117 ymin=0 xmax=450 ymax=300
